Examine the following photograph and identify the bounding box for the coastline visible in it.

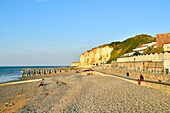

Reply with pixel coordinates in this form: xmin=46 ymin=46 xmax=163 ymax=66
xmin=0 ymin=71 xmax=75 ymax=87
xmin=0 ymin=66 xmax=69 ymax=84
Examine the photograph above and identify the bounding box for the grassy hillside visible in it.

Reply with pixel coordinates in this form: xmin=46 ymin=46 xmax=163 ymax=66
xmin=107 ymin=34 xmax=156 ymax=63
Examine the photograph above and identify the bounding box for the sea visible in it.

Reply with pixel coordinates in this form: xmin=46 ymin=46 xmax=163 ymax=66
xmin=0 ymin=66 xmax=66 ymax=83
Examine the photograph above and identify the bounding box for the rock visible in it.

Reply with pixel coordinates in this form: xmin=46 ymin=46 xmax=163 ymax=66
xmin=4 ymin=101 xmax=16 ymax=107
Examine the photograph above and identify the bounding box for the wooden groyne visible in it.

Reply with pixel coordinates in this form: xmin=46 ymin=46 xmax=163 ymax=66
xmin=22 ymin=67 xmax=76 ymax=77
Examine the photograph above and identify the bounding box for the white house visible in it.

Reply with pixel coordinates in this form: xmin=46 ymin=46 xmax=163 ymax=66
xmin=163 ymin=44 xmax=170 ymax=52
xmin=123 ymin=42 xmax=156 ymax=57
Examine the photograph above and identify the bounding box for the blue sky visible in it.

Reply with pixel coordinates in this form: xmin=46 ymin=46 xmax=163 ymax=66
xmin=0 ymin=0 xmax=170 ymax=66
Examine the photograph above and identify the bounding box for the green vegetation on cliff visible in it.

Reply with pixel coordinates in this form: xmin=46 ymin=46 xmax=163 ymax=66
xmin=107 ymin=34 xmax=156 ymax=63
xmin=143 ymin=46 xmax=164 ymax=54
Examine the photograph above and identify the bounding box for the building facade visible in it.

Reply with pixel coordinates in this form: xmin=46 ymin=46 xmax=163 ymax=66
xmin=156 ymin=33 xmax=170 ymax=47
xmin=117 ymin=52 xmax=170 ymax=74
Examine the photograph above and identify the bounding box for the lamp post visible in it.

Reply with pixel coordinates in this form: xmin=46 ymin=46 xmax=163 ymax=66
xmin=143 ymin=62 xmax=145 ymax=72
xmin=134 ymin=58 xmax=136 ymax=71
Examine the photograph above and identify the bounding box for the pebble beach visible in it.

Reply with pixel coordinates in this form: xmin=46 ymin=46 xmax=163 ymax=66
xmin=0 ymin=71 xmax=170 ymax=113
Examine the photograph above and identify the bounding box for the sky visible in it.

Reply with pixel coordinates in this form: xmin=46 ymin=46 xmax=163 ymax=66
xmin=0 ymin=0 xmax=170 ymax=66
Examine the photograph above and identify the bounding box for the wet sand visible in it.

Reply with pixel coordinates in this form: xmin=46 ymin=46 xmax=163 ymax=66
xmin=0 ymin=71 xmax=170 ymax=113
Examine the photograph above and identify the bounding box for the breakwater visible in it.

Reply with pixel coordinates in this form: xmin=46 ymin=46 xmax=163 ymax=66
xmin=22 ymin=67 xmax=75 ymax=77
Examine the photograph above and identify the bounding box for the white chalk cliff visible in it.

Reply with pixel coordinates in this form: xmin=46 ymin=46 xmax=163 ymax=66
xmin=80 ymin=45 xmax=113 ymax=67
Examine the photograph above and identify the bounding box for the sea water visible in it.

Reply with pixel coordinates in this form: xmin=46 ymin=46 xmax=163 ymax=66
xmin=0 ymin=66 xmax=66 ymax=83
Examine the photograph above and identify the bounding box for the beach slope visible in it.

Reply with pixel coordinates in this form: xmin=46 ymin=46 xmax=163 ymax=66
xmin=0 ymin=72 xmax=170 ymax=113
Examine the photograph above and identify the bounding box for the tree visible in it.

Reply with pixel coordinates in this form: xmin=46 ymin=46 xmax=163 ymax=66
xmin=133 ymin=51 xmax=141 ymax=56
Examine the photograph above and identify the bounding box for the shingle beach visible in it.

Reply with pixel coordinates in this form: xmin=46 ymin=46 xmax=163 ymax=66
xmin=0 ymin=71 xmax=170 ymax=113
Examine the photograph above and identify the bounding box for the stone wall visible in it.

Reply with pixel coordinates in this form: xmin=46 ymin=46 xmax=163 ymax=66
xmin=113 ymin=61 xmax=164 ymax=74
xmin=99 ymin=68 xmax=170 ymax=82
xmin=164 ymin=59 xmax=170 ymax=74
xmin=156 ymin=33 xmax=170 ymax=47
xmin=117 ymin=52 xmax=170 ymax=74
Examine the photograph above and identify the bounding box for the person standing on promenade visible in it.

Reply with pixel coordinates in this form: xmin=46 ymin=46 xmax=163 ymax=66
xmin=126 ymin=72 xmax=129 ymax=76
xmin=140 ymin=74 xmax=144 ymax=81
xmin=39 ymin=78 xmax=45 ymax=87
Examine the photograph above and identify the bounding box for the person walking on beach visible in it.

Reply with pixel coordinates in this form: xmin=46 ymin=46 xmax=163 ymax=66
xmin=39 ymin=78 xmax=45 ymax=87
xmin=138 ymin=79 xmax=141 ymax=84
xmin=138 ymin=74 xmax=144 ymax=84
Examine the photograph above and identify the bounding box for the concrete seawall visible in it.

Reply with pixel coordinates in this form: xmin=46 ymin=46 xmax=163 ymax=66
xmin=93 ymin=70 xmax=170 ymax=94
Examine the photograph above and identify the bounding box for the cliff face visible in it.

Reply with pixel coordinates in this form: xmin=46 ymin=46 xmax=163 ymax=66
xmin=80 ymin=45 xmax=113 ymax=67
xmin=79 ymin=34 xmax=156 ymax=67
xmin=70 ymin=62 xmax=80 ymax=67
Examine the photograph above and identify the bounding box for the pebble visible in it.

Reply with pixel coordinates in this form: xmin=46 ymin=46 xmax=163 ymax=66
xmin=2 ymin=73 xmax=170 ymax=113
xmin=4 ymin=101 xmax=16 ymax=107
